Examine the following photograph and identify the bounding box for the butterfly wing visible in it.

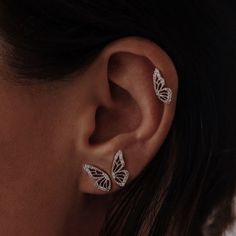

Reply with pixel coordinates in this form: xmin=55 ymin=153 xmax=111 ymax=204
xmin=153 ymin=68 xmax=172 ymax=104
xmin=153 ymin=68 xmax=165 ymax=92
xmin=112 ymin=150 xmax=129 ymax=187
xmin=158 ymin=87 xmax=172 ymax=104
xmin=83 ymin=164 xmax=111 ymax=192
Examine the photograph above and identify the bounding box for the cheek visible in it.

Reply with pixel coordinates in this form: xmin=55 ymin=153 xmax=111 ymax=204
xmin=0 ymin=82 xmax=63 ymax=162
xmin=0 ymin=80 xmax=77 ymax=203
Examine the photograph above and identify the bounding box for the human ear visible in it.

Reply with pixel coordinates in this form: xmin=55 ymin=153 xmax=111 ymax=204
xmin=76 ymin=36 xmax=178 ymax=194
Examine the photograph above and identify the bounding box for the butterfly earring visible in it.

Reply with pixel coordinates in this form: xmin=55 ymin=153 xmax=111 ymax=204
xmin=153 ymin=68 xmax=172 ymax=104
xmin=83 ymin=150 xmax=129 ymax=192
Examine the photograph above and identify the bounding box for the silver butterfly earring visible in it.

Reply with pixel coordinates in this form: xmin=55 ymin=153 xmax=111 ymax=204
xmin=83 ymin=164 xmax=112 ymax=192
xmin=83 ymin=150 xmax=129 ymax=192
xmin=111 ymin=150 xmax=129 ymax=187
xmin=153 ymin=68 xmax=172 ymax=104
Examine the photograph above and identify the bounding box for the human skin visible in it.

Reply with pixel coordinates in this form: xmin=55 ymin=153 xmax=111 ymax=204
xmin=0 ymin=67 xmax=109 ymax=235
xmin=0 ymin=37 xmax=177 ymax=235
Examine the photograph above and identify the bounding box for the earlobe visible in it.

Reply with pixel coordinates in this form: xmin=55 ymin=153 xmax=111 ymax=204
xmin=77 ymin=37 xmax=178 ymax=194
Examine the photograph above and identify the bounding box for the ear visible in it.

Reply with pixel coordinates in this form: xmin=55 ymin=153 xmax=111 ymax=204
xmin=76 ymin=37 xmax=178 ymax=194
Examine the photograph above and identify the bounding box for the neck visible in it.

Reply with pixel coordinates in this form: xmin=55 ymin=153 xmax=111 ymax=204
xmin=65 ymin=193 xmax=113 ymax=236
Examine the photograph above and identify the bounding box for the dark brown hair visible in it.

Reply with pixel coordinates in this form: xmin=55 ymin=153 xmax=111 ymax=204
xmin=0 ymin=0 xmax=236 ymax=235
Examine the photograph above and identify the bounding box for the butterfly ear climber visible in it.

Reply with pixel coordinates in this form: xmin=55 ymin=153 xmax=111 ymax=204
xmin=83 ymin=150 xmax=129 ymax=192
xmin=153 ymin=68 xmax=172 ymax=104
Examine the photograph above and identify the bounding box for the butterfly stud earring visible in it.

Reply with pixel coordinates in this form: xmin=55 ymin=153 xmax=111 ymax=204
xmin=111 ymin=150 xmax=129 ymax=187
xmin=153 ymin=68 xmax=172 ymax=104
xmin=83 ymin=150 xmax=129 ymax=192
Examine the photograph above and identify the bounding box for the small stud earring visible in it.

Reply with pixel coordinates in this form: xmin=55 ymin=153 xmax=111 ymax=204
xmin=153 ymin=68 xmax=172 ymax=104
xmin=111 ymin=150 xmax=129 ymax=187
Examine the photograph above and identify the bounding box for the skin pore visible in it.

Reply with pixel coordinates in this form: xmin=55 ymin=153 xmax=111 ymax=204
xmin=0 ymin=37 xmax=177 ymax=235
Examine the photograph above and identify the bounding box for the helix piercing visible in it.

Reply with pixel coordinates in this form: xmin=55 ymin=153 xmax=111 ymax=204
xmin=153 ymin=68 xmax=172 ymax=104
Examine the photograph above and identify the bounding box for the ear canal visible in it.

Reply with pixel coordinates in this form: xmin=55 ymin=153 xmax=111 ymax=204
xmin=111 ymin=150 xmax=129 ymax=187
